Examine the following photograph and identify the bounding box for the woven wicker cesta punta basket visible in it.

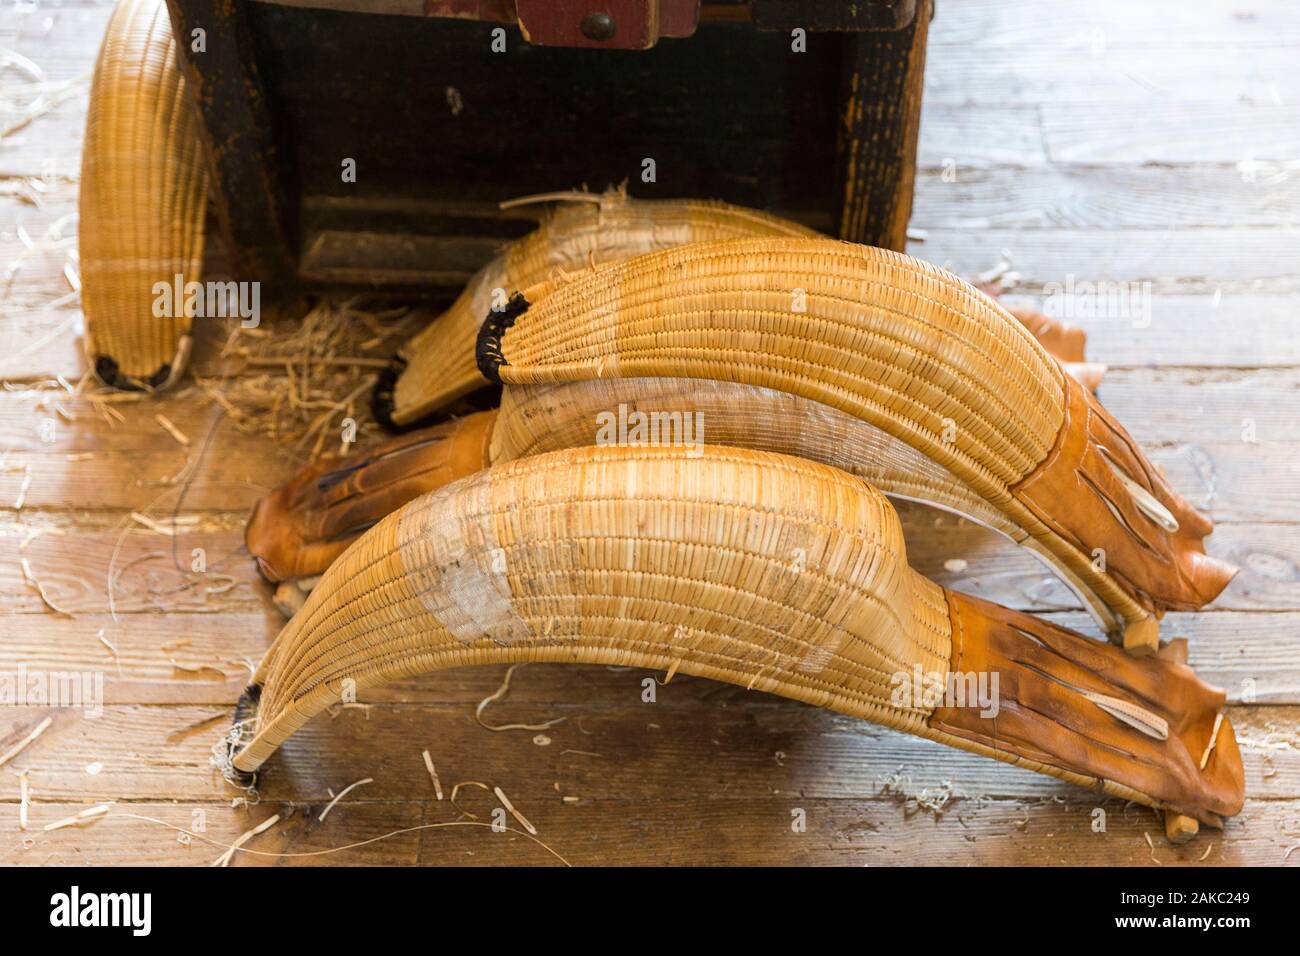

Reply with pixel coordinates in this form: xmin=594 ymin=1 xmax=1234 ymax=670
xmin=79 ymin=0 xmax=208 ymax=389
xmin=382 ymin=193 xmax=1102 ymax=428
xmin=229 ymin=444 xmax=1243 ymax=828
xmin=476 ymin=238 xmax=1237 ymax=645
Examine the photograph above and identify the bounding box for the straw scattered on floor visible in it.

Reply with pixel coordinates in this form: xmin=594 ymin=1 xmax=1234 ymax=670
xmin=154 ymin=413 xmax=189 ymax=446
xmin=193 ymin=298 xmax=427 ymax=461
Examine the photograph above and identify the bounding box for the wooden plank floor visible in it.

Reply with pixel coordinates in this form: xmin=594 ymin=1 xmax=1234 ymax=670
xmin=2 ymin=0 xmax=1299 ymax=866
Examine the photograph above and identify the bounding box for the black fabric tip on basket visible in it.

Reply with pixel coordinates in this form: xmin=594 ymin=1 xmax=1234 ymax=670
xmin=94 ymin=355 xmax=170 ymax=392
xmin=475 ymin=293 xmax=529 ymax=385
xmin=370 ymin=356 xmax=407 ymax=432
xmin=226 ymin=684 xmax=262 ymax=789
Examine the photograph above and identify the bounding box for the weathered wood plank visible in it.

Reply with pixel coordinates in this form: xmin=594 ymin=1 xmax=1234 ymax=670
xmin=925 ymin=45 xmax=1300 ymax=105
xmin=0 ymin=194 xmax=82 ymax=307
xmin=0 ymin=687 xmax=1293 ymax=865
xmin=0 ymin=310 xmax=86 ymax=383
xmin=1043 ymin=102 xmax=1300 ymax=164
xmin=0 ymin=524 xmax=266 ymax=616
xmin=919 ymin=102 xmax=1300 ymax=168
xmin=5 ymin=801 xmax=424 ymax=866
xmin=917 ymin=104 xmax=1047 ymax=167
xmin=0 ymin=699 xmax=1293 ymax=805
xmin=0 ymin=380 xmax=359 ymax=457
xmin=1096 ymin=370 xmax=1300 ymax=442
xmin=0 ymin=108 xmax=87 ymax=180
xmin=912 ymin=227 xmax=1300 ymax=291
xmin=1 ymin=5 xmax=114 ymax=84
xmin=912 ymin=166 xmax=1300 ymax=230
xmin=6 ymin=796 xmax=1299 ymax=866
xmin=0 ymin=449 xmax=289 ymax=512
xmin=1146 ymin=442 xmax=1299 ymax=523
xmin=0 ymin=612 xmax=272 ymax=704
xmin=1000 ymin=294 xmax=1300 ymax=368
xmin=932 ymin=0 xmax=1300 ymax=49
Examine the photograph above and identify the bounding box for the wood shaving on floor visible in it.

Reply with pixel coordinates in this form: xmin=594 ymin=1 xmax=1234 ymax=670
xmin=421 ymin=750 xmax=444 ymax=800
xmin=153 ymin=413 xmax=189 ymax=446
xmin=20 ymin=557 xmax=73 ymax=616
xmin=493 ymin=786 xmax=537 ymax=836
xmin=475 ymin=663 xmax=566 ymax=732
xmin=318 ymin=778 xmax=373 ymax=822
xmin=18 ymin=771 xmax=30 ymax=830
xmin=169 ymin=659 xmax=227 ymax=679
xmin=212 ymin=813 xmax=281 ymax=867
xmin=43 ymin=803 xmax=111 ymax=832
xmin=0 ymin=715 xmax=53 ymax=768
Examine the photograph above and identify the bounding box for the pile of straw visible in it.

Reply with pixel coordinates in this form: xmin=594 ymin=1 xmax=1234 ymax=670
xmin=192 ymin=298 xmax=428 ymax=460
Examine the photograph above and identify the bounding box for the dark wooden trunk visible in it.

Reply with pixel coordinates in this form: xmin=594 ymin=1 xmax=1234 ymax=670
xmin=166 ymin=0 xmax=930 ymax=296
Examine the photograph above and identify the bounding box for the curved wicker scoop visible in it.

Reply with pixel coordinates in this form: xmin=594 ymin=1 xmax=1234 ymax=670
xmin=384 ymin=193 xmax=1100 ymax=427
xmin=80 ymin=0 xmax=208 ymax=389
xmin=477 ymin=239 xmax=1236 ymax=635
xmin=231 ymin=445 xmax=1242 ymax=827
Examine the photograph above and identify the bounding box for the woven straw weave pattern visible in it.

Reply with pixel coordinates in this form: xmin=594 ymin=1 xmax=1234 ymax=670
xmin=499 ymin=239 xmax=1065 ymax=493
xmin=489 ymin=379 xmax=1123 ymax=627
xmin=80 ymin=0 xmax=208 ymax=383
xmin=493 ymin=377 xmax=1023 ymax=539
xmin=391 ymin=196 xmax=818 ymax=424
xmin=236 ymin=445 xmax=953 ymax=770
